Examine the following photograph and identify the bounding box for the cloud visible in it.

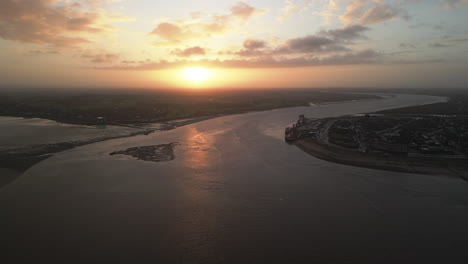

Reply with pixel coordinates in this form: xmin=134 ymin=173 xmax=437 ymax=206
xmin=149 ymin=1 xmax=265 ymax=43
xmin=340 ymin=1 xmax=410 ymax=25
xmin=97 ymin=48 xmax=382 ymax=70
xmin=104 ymin=22 xmax=379 ymax=70
xmin=319 ymin=24 xmax=369 ymax=41
xmin=232 ymin=39 xmax=268 ymax=56
xmin=150 ymin=18 xmax=231 ymax=44
xmin=230 ymin=1 xmax=256 ymax=20
xmin=428 ymin=38 xmax=468 ymax=48
xmin=0 ymin=0 xmax=119 ymax=48
xmin=400 ymin=43 xmax=416 ymax=49
xmin=429 ymin=42 xmax=449 ymax=48
xmin=281 ymin=35 xmax=349 ymax=53
xmin=81 ymin=52 xmax=120 ymax=63
xmin=243 ymin=39 xmax=267 ymax=50
xmin=172 ymin=46 xmax=206 ymax=57
xmin=232 ymin=24 xmax=370 ymax=58
xmin=446 ymin=38 xmax=468 ymax=44
xmin=278 ymin=0 xmax=313 ymax=21
xmin=445 ymin=0 xmax=468 ymax=8
xmin=276 ymin=24 xmax=370 ymax=54
xmin=67 ymin=17 xmax=101 ymax=32
xmin=359 ymin=4 xmax=407 ymax=25
xmin=24 ymin=49 xmax=60 ymax=56
xmin=228 ymin=49 xmax=382 ymax=67
xmin=150 ymin=23 xmax=188 ymax=42
xmin=232 ymin=25 xmax=369 ymax=57
xmin=341 ymin=0 xmax=368 ymax=24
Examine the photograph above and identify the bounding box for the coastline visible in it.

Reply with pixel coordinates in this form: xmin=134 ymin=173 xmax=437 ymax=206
xmin=295 ymin=138 xmax=468 ymax=179
xmin=0 ymin=130 xmax=151 ymax=187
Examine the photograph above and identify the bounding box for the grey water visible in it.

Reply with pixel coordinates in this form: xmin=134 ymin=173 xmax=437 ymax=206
xmin=2 ymin=94 xmax=467 ymax=264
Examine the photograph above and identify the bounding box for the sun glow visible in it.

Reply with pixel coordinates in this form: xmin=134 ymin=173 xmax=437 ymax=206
xmin=182 ymin=67 xmax=213 ymax=84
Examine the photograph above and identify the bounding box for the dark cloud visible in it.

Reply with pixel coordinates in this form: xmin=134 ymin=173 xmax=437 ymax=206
xmin=320 ymin=25 xmax=370 ymax=41
xmin=275 ymin=25 xmax=370 ymax=54
xmin=429 ymin=42 xmax=449 ymax=48
xmin=400 ymin=43 xmax=416 ymax=49
xmin=235 ymin=49 xmax=267 ymax=57
xmin=233 ymin=24 xmax=370 ymax=58
xmin=233 ymin=39 xmax=268 ymax=56
xmin=282 ymin=36 xmax=349 ymax=53
xmin=243 ymin=39 xmax=267 ymax=50
xmin=82 ymin=53 xmax=119 ymax=63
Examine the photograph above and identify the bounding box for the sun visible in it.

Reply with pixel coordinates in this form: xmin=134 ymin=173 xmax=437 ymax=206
xmin=182 ymin=67 xmax=212 ymax=83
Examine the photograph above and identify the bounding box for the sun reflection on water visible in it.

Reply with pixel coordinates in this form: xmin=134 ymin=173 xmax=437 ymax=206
xmin=183 ymin=127 xmax=212 ymax=170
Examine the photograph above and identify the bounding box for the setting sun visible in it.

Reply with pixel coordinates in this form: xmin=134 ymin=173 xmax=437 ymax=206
xmin=182 ymin=67 xmax=213 ymax=84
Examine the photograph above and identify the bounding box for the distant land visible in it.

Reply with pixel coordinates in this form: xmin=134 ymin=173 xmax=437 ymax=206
xmin=377 ymin=91 xmax=468 ymax=116
xmin=0 ymin=89 xmax=380 ymax=125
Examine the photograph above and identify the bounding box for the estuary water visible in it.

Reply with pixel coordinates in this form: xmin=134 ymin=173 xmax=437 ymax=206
xmin=0 ymin=116 xmax=144 ymax=152
xmin=2 ymin=94 xmax=468 ymax=264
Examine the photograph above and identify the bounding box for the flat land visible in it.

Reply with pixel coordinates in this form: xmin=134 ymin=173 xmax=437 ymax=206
xmin=0 ymin=89 xmax=380 ymax=125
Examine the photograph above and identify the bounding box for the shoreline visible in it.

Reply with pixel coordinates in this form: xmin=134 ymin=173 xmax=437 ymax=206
xmin=295 ymin=137 xmax=468 ymax=180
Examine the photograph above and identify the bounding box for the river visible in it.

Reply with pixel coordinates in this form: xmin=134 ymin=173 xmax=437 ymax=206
xmin=1 ymin=94 xmax=467 ymax=264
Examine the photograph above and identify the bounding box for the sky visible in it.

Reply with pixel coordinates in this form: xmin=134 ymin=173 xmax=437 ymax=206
xmin=0 ymin=0 xmax=467 ymax=89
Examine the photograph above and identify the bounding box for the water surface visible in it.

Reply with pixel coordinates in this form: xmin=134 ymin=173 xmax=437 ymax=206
xmin=2 ymin=94 xmax=467 ymax=264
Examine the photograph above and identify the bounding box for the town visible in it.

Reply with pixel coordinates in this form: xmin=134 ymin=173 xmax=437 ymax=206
xmin=286 ymin=114 xmax=468 ymax=177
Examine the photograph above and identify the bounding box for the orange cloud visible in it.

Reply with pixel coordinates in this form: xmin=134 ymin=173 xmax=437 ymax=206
xmin=96 ymin=49 xmax=383 ymax=71
xmin=172 ymin=46 xmax=206 ymax=57
xmin=230 ymin=1 xmax=256 ymax=20
xmin=0 ymin=0 xmax=117 ymax=48
xmin=150 ymin=1 xmax=264 ymax=44
xmin=340 ymin=0 xmax=409 ymax=25
xmin=151 ymin=23 xmax=188 ymax=42
xmin=114 ymin=24 xmax=378 ymax=69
